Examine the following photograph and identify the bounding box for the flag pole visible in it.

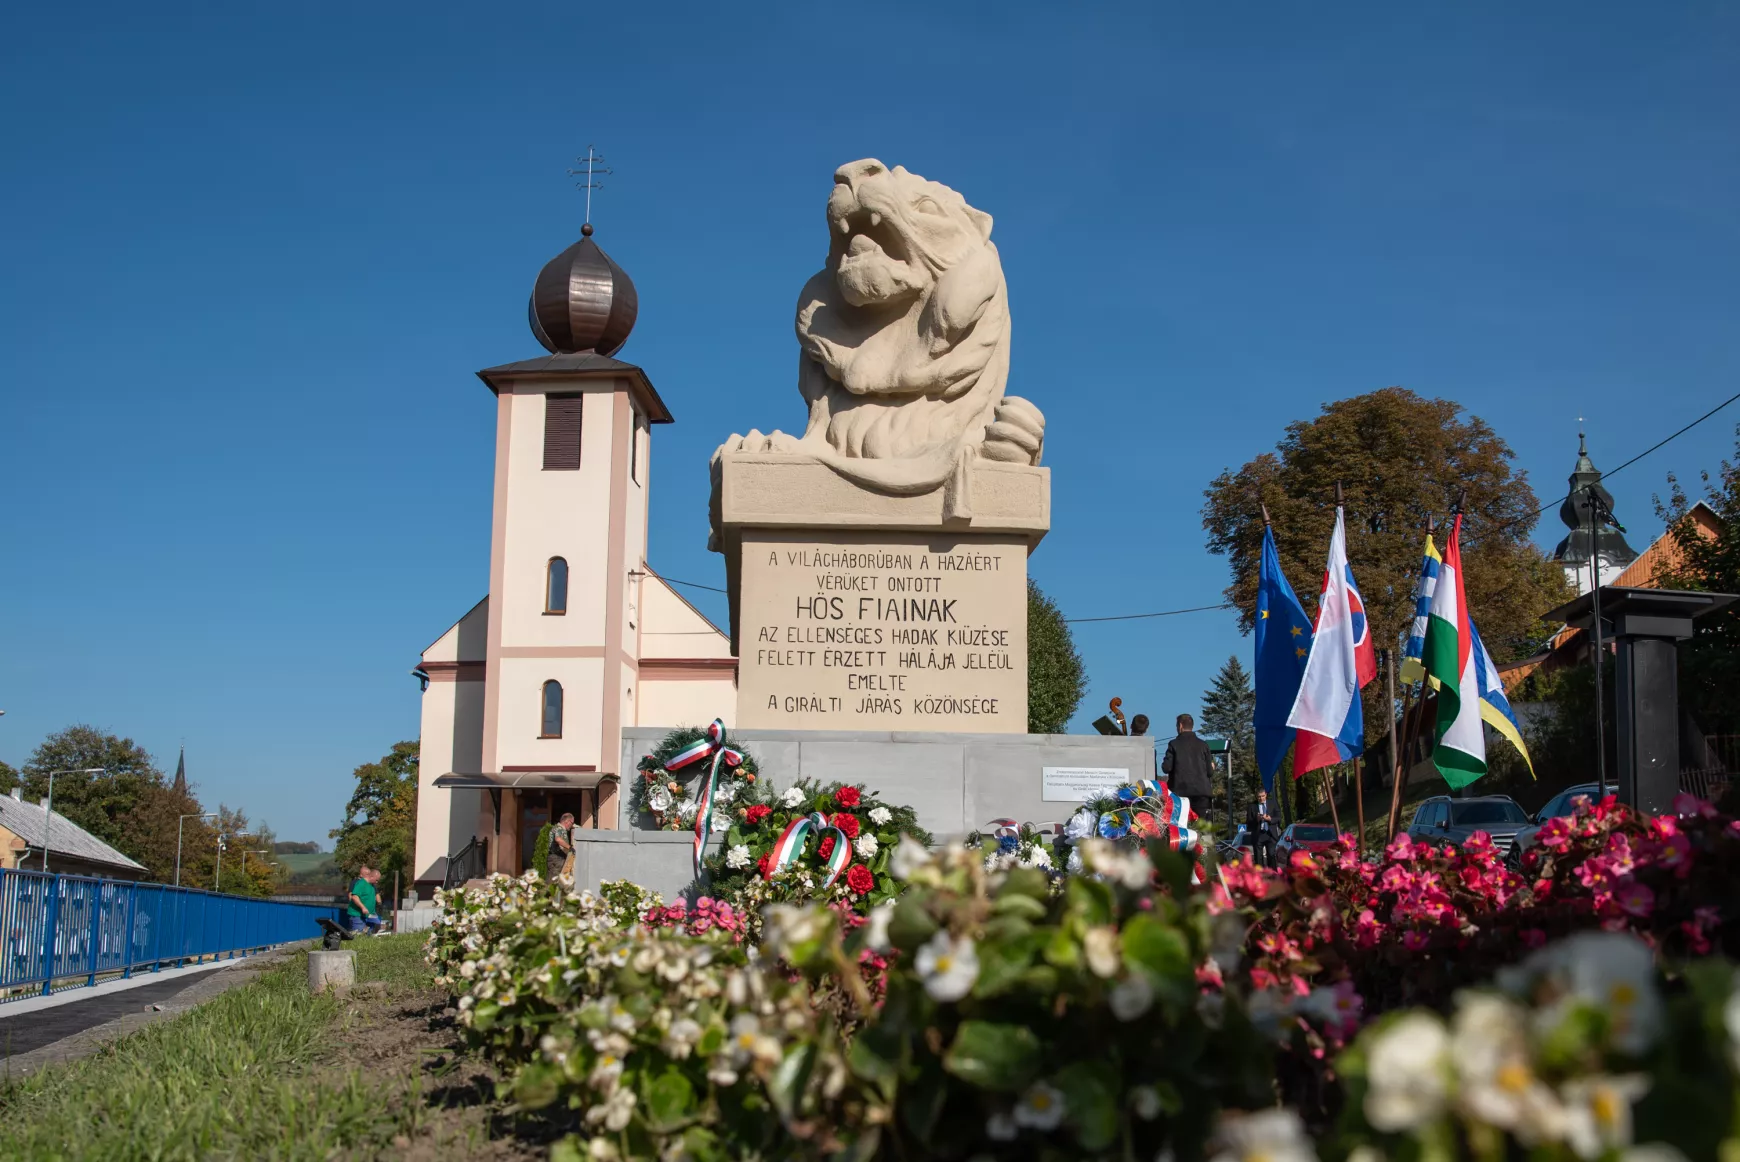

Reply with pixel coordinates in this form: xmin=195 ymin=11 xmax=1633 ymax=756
xmin=1262 ymin=500 xmax=1292 ymax=828
xmin=1385 ymin=644 xmax=1404 ymax=842
xmin=1389 ymin=512 xmax=1431 ymax=839
xmin=1336 ymin=482 xmax=1367 ymax=855
xmin=1322 ymin=767 xmax=1342 ymax=834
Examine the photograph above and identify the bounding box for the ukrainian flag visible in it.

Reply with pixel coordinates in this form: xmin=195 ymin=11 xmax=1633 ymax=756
xmin=1399 ymin=535 xmax=1442 ymax=684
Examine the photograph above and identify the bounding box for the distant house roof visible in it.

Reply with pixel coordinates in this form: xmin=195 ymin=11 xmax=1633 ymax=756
xmin=0 ymin=793 xmax=147 ymax=874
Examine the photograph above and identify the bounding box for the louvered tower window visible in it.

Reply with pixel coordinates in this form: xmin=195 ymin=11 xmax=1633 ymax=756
xmin=543 ymin=394 xmax=582 ymax=470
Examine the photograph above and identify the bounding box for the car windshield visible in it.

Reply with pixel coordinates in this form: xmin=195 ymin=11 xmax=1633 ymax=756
xmin=1451 ymin=801 xmax=1528 ymax=826
xmin=1293 ymin=825 xmax=1337 ymax=841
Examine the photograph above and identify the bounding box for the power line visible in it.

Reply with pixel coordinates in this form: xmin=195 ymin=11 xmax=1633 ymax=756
xmin=660 ymin=576 xmax=728 ymax=594
xmin=1489 ymin=389 xmax=1740 ymax=539
xmin=1065 ymin=603 xmax=1235 ymax=624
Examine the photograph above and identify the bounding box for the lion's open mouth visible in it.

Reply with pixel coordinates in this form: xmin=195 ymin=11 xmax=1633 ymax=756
xmin=833 ymin=207 xmax=912 ymax=268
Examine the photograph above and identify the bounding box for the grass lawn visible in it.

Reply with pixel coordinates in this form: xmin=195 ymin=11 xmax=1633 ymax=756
xmin=0 ymin=935 xmax=540 ymax=1162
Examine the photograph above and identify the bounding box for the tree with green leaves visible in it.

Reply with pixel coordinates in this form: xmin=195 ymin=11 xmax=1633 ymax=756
xmin=331 ymin=741 xmax=419 ymax=885
xmin=1028 ymin=579 xmax=1087 ymax=733
xmin=1198 ymin=656 xmax=1259 ymax=826
xmin=1202 ymin=387 xmax=1570 ymax=751
xmin=0 ymin=761 xmax=17 ymax=796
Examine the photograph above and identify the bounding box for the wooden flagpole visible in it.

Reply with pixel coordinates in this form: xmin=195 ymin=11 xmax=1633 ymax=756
xmin=1387 ymin=654 xmax=1410 ymax=840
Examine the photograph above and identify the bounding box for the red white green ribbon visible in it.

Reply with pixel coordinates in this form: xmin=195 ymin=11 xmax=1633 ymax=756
xmin=769 ymin=811 xmax=851 ymax=887
xmin=667 ymin=719 xmax=743 ymax=878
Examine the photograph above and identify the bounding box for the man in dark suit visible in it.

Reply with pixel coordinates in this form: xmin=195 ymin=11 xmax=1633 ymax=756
xmin=1160 ymin=714 xmax=1214 ymax=806
xmin=1244 ymin=788 xmax=1278 ymax=867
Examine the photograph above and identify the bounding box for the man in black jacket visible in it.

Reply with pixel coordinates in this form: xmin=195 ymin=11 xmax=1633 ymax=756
xmin=1160 ymin=714 xmax=1215 ymax=806
xmin=1244 ymin=788 xmax=1278 ymax=867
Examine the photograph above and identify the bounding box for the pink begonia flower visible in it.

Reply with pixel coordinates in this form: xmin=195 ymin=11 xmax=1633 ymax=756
xmin=1384 ymin=833 xmax=1416 ymax=862
xmin=1354 ymin=909 xmax=1383 ymax=948
xmin=1603 ymin=833 xmax=1636 ymax=876
xmin=1538 ymin=816 xmax=1575 ymax=852
xmin=1402 ymin=929 xmax=1431 ymax=951
xmin=1290 ymin=974 xmax=1311 ymax=997
xmin=1520 ymin=927 xmax=1548 ymax=949
xmin=1249 ymin=966 xmax=1277 ymax=991
xmin=1615 ymin=880 xmax=1655 ymax=918
xmin=1195 ymin=959 xmax=1224 ymax=990
xmin=1682 ymin=919 xmax=1712 ymax=955
xmin=1673 ymin=791 xmax=1717 ymax=819
xmin=1651 ymin=832 xmax=1693 ymax=878
xmin=1648 ymin=814 xmax=1681 ymax=839
xmin=1694 ymin=905 xmax=1720 ymax=930
xmin=1461 ymin=831 xmax=1495 ymax=857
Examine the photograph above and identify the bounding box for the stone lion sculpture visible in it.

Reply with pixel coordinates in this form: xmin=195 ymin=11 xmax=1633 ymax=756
xmin=712 ymin=160 xmax=1044 ymax=524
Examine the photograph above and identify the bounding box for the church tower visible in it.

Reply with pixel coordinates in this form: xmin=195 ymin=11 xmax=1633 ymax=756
xmin=1551 ymin=432 xmax=1637 ymax=594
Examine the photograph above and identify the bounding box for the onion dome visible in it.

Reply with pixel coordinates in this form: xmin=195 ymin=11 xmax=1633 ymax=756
xmin=527 ymin=223 xmax=639 ymax=356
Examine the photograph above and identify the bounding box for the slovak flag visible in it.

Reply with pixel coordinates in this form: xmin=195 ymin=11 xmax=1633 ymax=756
xmin=1285 ymin=506 xmax=1379 ymax=776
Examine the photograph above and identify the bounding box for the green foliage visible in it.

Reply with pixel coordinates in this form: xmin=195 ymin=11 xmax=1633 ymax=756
xmin=532 ymin=822 xmax=552 ymax=874
xmin=0 ymin=934 xmax=431 ymax=1161
xmin=1202 ymin=387 xmax=1572 ymax=746
xmin=1656 ymin=435 xmax=1740 ymax=734
xmin=0 ymin=760 xmax=17 ymax=795
xmin=1199 ymin=655 xmax=1259 ymax=822
xmin=329 ymin=740 xmax=418 ymax=884
xmin=1027 ymin=578 xmax=1086 ymax=733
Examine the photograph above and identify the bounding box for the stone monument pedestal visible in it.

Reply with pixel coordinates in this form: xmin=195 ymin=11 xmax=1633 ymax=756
xmin=308 ymin=949 xmax=356 ymax=996
xmin=716 ymin=454 xmax=1049 ymax=734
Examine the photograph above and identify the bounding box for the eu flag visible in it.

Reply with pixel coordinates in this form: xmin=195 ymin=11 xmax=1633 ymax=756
xmin=1255 ymin=525 xmax=1313 ymax=792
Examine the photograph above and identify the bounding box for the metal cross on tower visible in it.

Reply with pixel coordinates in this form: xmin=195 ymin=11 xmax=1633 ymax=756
xmin=567 ymin=145 xmax=612 ymax=227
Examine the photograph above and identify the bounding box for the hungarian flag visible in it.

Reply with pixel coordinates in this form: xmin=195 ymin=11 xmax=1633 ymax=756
xmin=1423 ymin=513 xmax=1486 ymax=788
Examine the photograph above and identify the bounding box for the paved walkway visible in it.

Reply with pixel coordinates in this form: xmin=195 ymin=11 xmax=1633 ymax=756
xmin=0 ymin=944 xmax=308 ymax=1077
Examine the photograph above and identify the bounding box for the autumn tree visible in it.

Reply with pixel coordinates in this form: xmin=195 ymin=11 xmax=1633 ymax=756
xmin=1202 ymin=388 xmax=1571 ymax=749
xmin=1028 ymin=579 xmax=1087 ymax=733
xmin=331 ymin=741 xmax=419 ymax=885
xmin=1654 ymin=428 xmax=1740 ymax=736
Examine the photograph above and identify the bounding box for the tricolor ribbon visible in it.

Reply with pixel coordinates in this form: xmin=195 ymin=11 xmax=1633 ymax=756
xmin=769 ymin=811 xmax=851 ymax=887
xmin=665 ymin=719 xmax=743 ymax=878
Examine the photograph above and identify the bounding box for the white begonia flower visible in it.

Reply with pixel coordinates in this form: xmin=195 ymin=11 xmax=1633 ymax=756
xmin=1726 ymin=973 xmax=1740 ymax=1072
xmin=760 ymin=903 xmax=823 ymax=957
xmin=710 ymin=812 xmax=730 ymax=833
xmin=863 ymin=900 xmax=895 ymax=953
xmin=1110 ymin=972 xmax=1154 ymax=1021
xmin=714 ymin=780 xmax=737 ymax=804
xmin=1083 ymin=926 xmax=1122 ymax=978
xmin=724 ymin=844 xmax=751 ymax=870
xmin=1064 ymin=809 xmax=1096 ymax=841
xmin=854 ymin=833 xmax=879 ymax=859
xmin=1013 ymin=1081 xmax=1066 ymax=1131
xmin=1620 ymin=1147 xmax=1692 ymax=1162
xmin=1207 ymin=1107 xmax=1317 ymax=1162
xmin=780 ymin=785 xmax=806 ymax=808
xmin=891 ymin=836 xmax=934 ymax=880
xmin=986 ymin=1111 xmax=1018 ymax=1141
xmin=1130 ymin=1084 xmax=1162 ymax=1121
xmin=1560 ymin=934 xmax=1662 ymax=1055
xmin=1451 ymin=992 xmax=1566 ymax=1142
xmin=868 ymin=806 xmax=892 ymax=826
xmin=587 ymin=1136 xmax=619 ymax=1161
xmin=585 ymin=1086 xmax=637 ymax=1132
xmin=664 ymin=1017 xmax=702 ymax=1059
xmin=589 ymin=1054 xmax=624 ymax=1093
xmin=648 ymin=785 xmax=673 ymax=812
xmin=915 ymin=930 xmax=979 ymax=1002
xmin=728 ymin=1012 xmax=782 ymax=1068
xmin=1562 ymin=1075 xmax=1648 ymax=1161
xmin=1363 ymin=1012 xmax=1451 ymax=1132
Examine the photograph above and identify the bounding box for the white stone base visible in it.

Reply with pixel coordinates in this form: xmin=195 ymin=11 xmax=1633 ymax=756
xmin=308 ymin=950 xmax=355 ymax=995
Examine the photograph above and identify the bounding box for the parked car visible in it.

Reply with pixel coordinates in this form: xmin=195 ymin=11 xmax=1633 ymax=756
xmin=1275 ymin=823 xmax=1342 ymax=861
xmin=1508 ymin=783 xmax=1603 ymax=866
xmin=1407 ymin=794 xmax=1531 ymax=855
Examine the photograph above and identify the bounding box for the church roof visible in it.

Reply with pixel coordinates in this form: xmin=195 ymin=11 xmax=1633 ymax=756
xmin=0 ymin=793 xmax=147 ymax=874
xmin=1551 ymin=432 xmax=1637 ymax=568
xmin=475 ymin=351 xmax=673 ymax=424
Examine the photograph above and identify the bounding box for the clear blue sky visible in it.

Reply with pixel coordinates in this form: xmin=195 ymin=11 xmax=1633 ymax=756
xmin=4 ymin=3 xmax=1738 ymax=845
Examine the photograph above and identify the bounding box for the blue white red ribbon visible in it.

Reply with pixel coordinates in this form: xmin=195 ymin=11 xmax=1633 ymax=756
xmin=666 ymin=719 xmax=743 ymax=878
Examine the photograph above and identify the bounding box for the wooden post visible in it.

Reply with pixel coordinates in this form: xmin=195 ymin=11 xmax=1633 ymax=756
xmin=1387 ymin=651 xmax=1408 ymax=841
xmin=1321 ymin=767 xmax=1342 ymax=834
xmin=392 ymin=870 xmax=400 ymax=934
xmin=1354 ymin=695 xmax=1368 ymax=855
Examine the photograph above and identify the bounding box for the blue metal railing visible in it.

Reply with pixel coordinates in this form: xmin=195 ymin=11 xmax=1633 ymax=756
xmin=0 ymin=868 xmax=343 ymax=999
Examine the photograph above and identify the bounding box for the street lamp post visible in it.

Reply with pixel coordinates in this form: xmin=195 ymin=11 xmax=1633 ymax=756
xmin=42 ymin=769 xmax=105 ymax=874
xmin=215 ymin=837 xmax=226 ymax=891
xmin=175 ymin=813 xmax=217 ymax=888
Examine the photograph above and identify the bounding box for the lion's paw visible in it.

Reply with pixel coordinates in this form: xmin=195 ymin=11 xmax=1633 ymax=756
xmin=712 ymin=429 xmax=807 ymax=463
xmin=979 ymin=396 xmax=1045 ymax=465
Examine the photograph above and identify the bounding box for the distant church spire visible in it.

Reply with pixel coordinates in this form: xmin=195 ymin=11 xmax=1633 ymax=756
xmin=1551 ymin=430 xmax=1637 ymax=594
xmin=172 ymin=745 xmax=187 ymax=795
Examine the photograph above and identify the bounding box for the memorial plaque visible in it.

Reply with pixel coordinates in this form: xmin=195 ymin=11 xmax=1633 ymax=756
xmin=1041 ymin=767 xmax=1131 ymax=802
xmin=736 ymin=529 xmax=1029 ymax=731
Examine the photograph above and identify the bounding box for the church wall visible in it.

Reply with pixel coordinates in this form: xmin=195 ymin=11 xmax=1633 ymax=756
xmin=493 ymin=654 xmax=607 ymax=772
xmin=496 ymin=387 xmax=613 ymax=649
xmin=413 ymin=668 xmax=486 ymax=884
xmin=635 ymin=673 xmax=739 ymax=729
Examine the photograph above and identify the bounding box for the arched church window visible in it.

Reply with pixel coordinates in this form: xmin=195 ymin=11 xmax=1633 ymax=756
xmin=546 ymin=557 xmax=568 ymax=614
xmin=541 ymin=680 xmax=563 ymax=738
